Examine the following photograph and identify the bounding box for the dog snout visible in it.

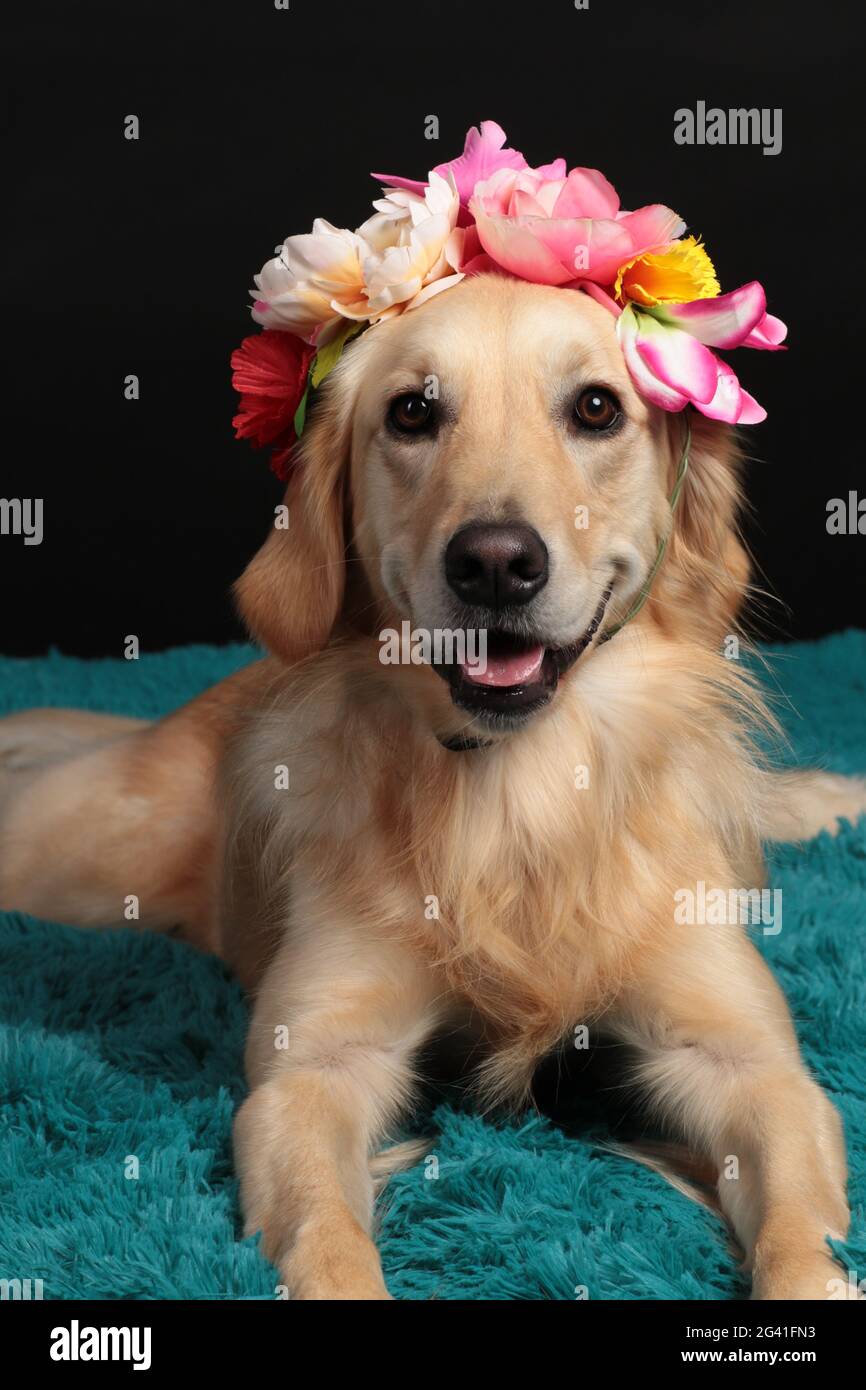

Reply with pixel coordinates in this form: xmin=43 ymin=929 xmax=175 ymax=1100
xmin=444 ymin=522 xmax=549 ymax=609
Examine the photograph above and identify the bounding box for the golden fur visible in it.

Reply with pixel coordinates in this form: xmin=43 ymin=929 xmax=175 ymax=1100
xmin=1 ymin=276 xmax=865 ymax=1299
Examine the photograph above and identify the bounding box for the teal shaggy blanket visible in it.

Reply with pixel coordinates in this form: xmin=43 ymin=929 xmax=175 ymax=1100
xmin=1 ymin=635 xmax=865 ymax=1301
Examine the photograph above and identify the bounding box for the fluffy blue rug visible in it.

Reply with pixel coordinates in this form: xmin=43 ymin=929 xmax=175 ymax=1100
xmin=1 ymin=635 xmax=864 ymax=1300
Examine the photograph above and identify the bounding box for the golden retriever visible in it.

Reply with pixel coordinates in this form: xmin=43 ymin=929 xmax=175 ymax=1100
xmin=1 ymin=274 xmax=865 ymax=1300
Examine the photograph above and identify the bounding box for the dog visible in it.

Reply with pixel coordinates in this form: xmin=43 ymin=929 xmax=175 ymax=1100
xmin=1 ymin=274 xmax=865 ymax=1299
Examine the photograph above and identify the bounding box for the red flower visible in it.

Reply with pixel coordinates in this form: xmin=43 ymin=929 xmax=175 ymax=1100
xmin=231 ymin=330 xmax=315 ymax=480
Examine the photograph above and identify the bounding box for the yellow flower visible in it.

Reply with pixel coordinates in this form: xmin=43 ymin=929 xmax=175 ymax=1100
xmin=614 ymin=236 xmax=720 ymax=307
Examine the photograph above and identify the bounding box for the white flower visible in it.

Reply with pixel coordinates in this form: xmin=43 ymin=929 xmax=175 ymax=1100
xmin=362 ymin=172 xmax=464 ymax=316
xmin=250 ymin=173 xmax=464 ymax=343
xmin=251 ymin=219 xmax=368 ymax=341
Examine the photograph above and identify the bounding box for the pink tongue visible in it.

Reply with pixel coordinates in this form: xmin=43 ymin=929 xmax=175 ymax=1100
xmin=462 ymin=644 xmax=545 ymax=688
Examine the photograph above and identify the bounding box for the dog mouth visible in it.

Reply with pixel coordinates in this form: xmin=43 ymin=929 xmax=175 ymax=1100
xmin=434 ymin=584 xmax=613 ymax=724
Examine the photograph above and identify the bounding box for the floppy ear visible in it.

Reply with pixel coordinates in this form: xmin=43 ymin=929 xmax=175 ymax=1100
xmin=658 ymin=412 xmax=751 ymax=643
xmin=234 ymin=386 xmax=351 ymax=664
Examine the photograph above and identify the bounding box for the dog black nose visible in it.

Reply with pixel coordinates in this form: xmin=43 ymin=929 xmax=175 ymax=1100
xmin=444 ymin=523 xmax=549 ymax=609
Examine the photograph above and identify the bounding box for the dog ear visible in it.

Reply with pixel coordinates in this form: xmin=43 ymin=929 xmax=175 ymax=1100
xmin=234 ymin=380 xmax=352 ymax=664
xmin=658 ymin=413 xmax=751 ymax=643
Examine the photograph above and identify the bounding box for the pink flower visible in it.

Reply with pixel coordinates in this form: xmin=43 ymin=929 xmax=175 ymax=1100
xmin=582 ymin=279 xmax=786 ymax=423
xmin=617 ymin=307 xmax=763 ymax=423
xmin=615 ymin=291 xmax=786 ymax=424
xmin=372 ymin=120 xmax=565 ymax=218
xmin=468 ymin=165 xmax=685 ymax=287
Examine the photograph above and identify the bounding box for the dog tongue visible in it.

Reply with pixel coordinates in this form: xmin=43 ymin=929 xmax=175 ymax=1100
xmin=462 ymin=644 xmax=545 ymax=688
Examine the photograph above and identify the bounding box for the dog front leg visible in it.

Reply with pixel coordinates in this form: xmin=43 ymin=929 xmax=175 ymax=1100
xmin=611 ymin=929 xmax=852 ymax=1300
xmin=234 ymin=924 xmax=442 ymax=1300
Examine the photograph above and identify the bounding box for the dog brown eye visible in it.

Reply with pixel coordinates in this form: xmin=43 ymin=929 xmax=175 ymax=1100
xmin=389 ymin=392 xmax=434 ymax=434
xmin=574 ymin=387 xmax=620 ymax=430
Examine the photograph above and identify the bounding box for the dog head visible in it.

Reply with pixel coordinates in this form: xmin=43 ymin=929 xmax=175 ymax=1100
xmin=236 ymin=274 xmax=747 ymax=737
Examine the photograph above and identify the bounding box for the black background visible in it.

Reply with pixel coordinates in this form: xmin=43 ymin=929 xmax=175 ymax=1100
xmin=2 ymin=0 xmax=863 ymax=656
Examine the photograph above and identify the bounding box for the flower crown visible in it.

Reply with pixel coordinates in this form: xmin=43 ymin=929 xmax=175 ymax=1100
xmin=232 ymin=120 xmax=785 ymax=479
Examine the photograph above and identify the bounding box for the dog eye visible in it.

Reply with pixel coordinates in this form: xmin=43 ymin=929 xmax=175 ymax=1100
xmin=388 ymin=392 xmax=435 ymax=434
xmin=573 ymin=387 xmax=620 ymax=431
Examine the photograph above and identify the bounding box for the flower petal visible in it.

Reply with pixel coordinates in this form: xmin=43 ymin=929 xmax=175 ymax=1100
xmin=282 ymin=224 xmax=364 ymax=289
xmin=539 ymin=205 xmax=684 ymax=285
xmin=470 ymin=202 xmax=577 ymax=284
xmin=652 ymin=281 xmax=769 ymax=348
xmin=369 ymin=174 xmax=428 ymax=198
xmin=734 ymin=389 xmax=767 ymax=424
xmin=373 ymin=120 xmax=534 ymax=207
xmin=551 ymin=167 xmax=620 ymax=220
xmin=617 ymin=306 xmax=688 ymax=411
xmin=433 ymin=120 xmax=528 ymax=203
xmin=695 ymin=355 xmax=753 ymax=424
xmin=251 ymin=266 xmax=337 ymax=338
xmin=230 ymin=331 xmax=315 ymax=447
xmin=403 ymin=272 xmax=465 ymax=312
xmin=633 ymin=315 xmax=719 ymax=405
xmin=742 ymin=312 xmax=787 ymax=350
xmin=534 ymin=158 xmax=568 ymax=180
xmin=578 ymin=281 xmax=622 ymax=318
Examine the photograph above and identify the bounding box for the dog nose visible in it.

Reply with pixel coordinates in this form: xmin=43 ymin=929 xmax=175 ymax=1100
xmin=444 ymin=523 xmax=549 ymax=609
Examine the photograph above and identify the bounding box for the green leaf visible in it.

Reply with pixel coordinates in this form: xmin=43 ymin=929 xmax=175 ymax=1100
xmin=293 ymin=383 xmax=310 ymax=438
xmin=310 ymin=321 xmax=364 ymax=390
